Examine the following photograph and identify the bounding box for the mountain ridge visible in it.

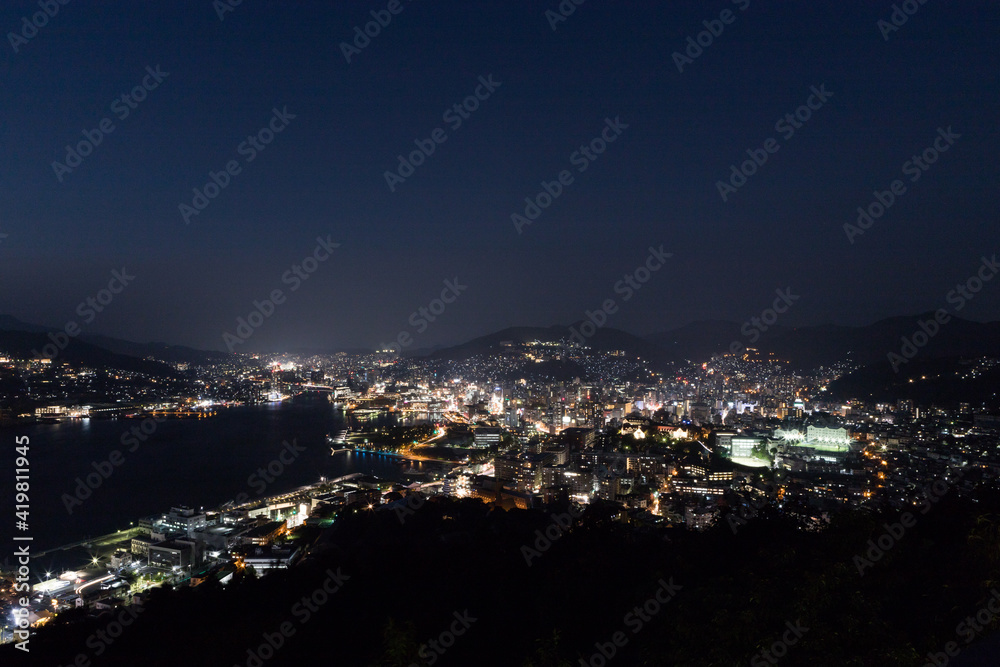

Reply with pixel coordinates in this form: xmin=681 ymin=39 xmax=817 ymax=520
xmin=3 ymin=313 xmax=999 ymax=374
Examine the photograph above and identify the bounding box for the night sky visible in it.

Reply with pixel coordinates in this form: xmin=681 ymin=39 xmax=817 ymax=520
xmin=2 ymin=0 xmax=999 ymax=352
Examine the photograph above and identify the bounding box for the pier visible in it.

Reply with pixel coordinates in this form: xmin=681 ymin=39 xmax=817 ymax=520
xmin=35 ymin=526 xmax=145 ymax=558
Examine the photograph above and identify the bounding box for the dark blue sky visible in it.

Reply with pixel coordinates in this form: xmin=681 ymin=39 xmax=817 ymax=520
xmin=2 ymin=0 xmax=998 ymax=352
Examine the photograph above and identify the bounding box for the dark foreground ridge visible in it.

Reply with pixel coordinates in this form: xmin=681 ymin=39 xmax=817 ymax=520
xmin=7 ymin=492 xmax=1000 ymax=666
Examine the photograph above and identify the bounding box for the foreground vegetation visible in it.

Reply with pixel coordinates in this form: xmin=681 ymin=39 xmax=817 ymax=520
xmin=9 ymin=489 xmax=1000 ymax=666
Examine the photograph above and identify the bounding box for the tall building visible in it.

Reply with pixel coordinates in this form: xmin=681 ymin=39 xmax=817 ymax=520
xmin=550 ymin=402 xmax=565 ymax=434
xmin=495 ymin=453 xmax=520 ymax=484
xmin=156 ymin=506 xmax=208 ymax=537
xmin=561 ymin=427 xmax=596 ymax=451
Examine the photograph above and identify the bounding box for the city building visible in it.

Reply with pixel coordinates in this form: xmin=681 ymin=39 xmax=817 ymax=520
xmin=148 ymin=539 xmax=199 ymax=569
xmin=157 ymin=506 xmax=208 ymax=537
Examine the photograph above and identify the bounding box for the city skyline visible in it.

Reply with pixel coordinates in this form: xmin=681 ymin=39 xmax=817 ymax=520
xmin=4 ymin=1 xmax=1000 ymax=664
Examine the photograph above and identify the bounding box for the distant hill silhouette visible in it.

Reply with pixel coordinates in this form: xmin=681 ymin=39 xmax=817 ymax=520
xmin=647 ymin=314 xmax=1000 ymax=369
xmin=0 ymin=314 xmax=228 ymax=366
xmin=0 ymin=314 xmax=50 ymax=333
xmin=424 ymin=324 xmax=671 ymax=368
xmin=81 ymin=334 xmax=230 ymax=365
xmin=824 ymin=355 xmax=1000 ymax=406
xmin=427 ymin=315 xmax=1000 ymax=377
xmin=644 ymin=319 xmax=793 ymax=362
xmin=0 ymin=330 xmax=177 ymax=378
xmin=3 ymin=312 xmax=999 ymax=382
